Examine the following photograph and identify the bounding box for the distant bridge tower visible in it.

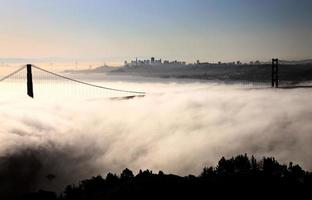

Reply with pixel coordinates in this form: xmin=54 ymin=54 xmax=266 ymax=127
xmin=272 ymin=59 xmax=279 ymax=88
xmin=27 ymin=64 xmax=34 ymax=98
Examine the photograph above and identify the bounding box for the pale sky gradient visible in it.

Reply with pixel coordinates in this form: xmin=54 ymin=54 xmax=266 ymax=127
xmin=0 ymin=0 xmax=311 ymax=64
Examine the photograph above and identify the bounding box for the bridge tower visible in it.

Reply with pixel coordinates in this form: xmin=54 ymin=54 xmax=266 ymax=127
xmin=272 ymin=58 xmax=279 ymax=88
xmin=27 ymin=64 xmax=34 ymax=98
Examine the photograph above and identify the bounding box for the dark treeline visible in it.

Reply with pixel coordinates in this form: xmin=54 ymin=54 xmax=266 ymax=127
xmin=19 ymin=154 xmax=312 ymax=200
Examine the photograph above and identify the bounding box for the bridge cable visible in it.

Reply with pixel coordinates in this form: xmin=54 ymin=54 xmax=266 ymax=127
xmin=31 ymin=65 xmax=146 ymax=95
xmin=0 ymin=66 xmax=26 ymax=82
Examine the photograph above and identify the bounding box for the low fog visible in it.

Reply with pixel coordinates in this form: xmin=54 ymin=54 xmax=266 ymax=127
xmin=1 ymin=80 xmax=312 ymax=193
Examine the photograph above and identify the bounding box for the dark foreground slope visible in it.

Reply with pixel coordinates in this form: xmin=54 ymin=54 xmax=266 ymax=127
xmin=15 ymin=154 xmax=312 ymax=200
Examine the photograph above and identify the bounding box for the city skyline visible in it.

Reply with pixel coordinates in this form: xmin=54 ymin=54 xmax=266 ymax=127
xmin=0 ymin=0 xmax=311 ymax=65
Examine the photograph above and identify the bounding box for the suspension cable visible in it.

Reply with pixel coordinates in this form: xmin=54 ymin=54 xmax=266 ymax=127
xmin=0 ymin=66 xmax=26 ymax=82
xmin=31 ymin=65 xmax=146 ymax=95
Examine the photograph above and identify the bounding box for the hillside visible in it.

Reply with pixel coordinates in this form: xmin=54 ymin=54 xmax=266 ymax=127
xmin=15 ymin=154 xmax=312 ymax=200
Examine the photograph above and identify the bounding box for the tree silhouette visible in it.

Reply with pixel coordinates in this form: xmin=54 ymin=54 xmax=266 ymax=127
xmin=11 ymin=154 xmax=312 ymax=200
xmin=120 ymin=168 xmax=134 ymax=180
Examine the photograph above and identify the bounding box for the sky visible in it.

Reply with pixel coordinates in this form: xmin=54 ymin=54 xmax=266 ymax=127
xmin=0 ymin=0 xmax=311 ymax=64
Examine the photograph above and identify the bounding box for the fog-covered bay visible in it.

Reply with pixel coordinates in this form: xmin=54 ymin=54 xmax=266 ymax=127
xmin=1 ymin=73 xmax=312 ymax=192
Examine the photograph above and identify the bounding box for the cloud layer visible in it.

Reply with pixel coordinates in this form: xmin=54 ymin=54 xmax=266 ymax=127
xmin=1 ymin=82 xmax=312 ymax=193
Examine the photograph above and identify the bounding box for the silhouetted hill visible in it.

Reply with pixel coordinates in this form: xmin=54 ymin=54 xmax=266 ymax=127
xmin=12 ymin=154 xmax=312 ymax=200
xmin=279 ymin=59 xmax=312 ymax=65
xmin=108 ymin=63 xmax=312 ymax=85
xmin=61 ymin=60 xmax=312 ymax=85
xmin=64 ymin=65 xmax=115 ymax=74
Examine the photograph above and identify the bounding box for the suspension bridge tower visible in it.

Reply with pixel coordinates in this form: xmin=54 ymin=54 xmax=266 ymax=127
xmin=272 ymin=58 xmax=279 ymax=88
xmin=27 ymin=64 xmax=34 ymax=98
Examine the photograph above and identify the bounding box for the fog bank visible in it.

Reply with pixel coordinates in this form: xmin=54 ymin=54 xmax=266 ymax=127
xmin=1 ymin=82 xmax=312 ymax=192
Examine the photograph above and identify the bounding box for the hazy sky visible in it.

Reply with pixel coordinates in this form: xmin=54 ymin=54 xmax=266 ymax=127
xmin=0 ymin=0 xmax=311 ymax=63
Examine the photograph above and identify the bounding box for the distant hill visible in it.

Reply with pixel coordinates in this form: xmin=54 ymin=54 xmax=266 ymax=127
xmin=63 ymin=65 xmax=115 ymax=74
xmin=63 ymin=60 xmax=312 ymax=85
xmin=109 ymin=63 xmax=312 ymax=84
xmin=279 ymin=59 xmax=312 ymax=65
